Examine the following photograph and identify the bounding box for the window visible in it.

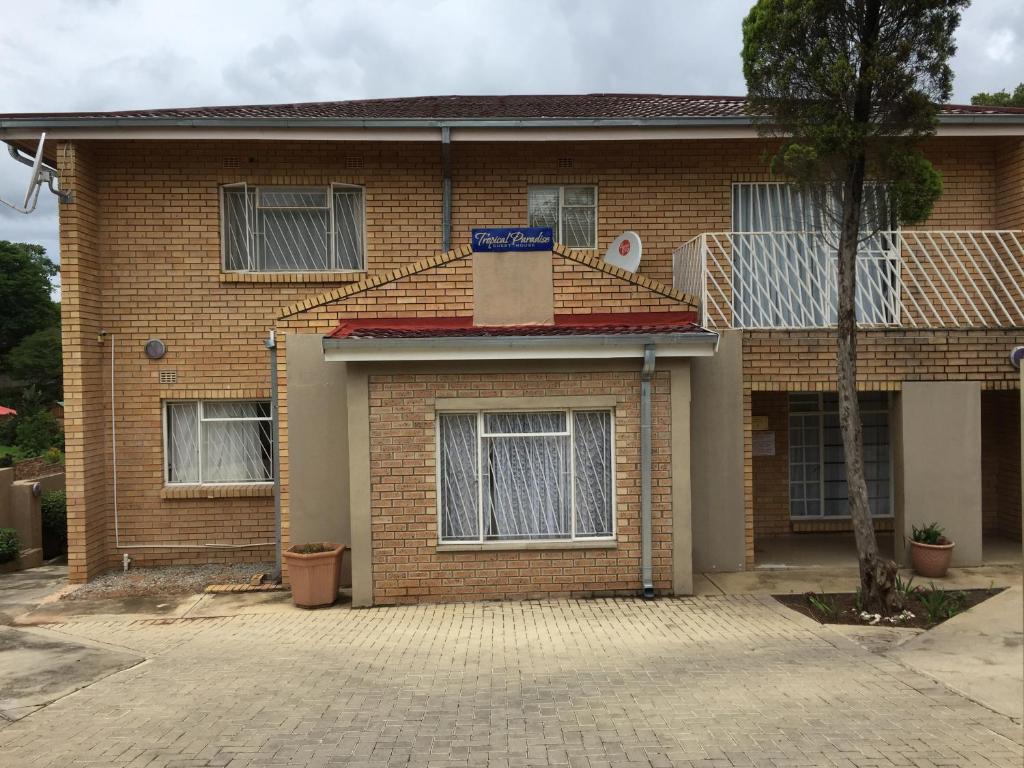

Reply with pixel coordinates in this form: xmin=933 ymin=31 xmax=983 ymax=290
xmin=438 ymin=410 xmax=614 ymax=543
xmin=788 ymin=393 xmax=891 ymax=519
xmin=527 ymin=185 xmax=597 ymax=248
xmin=221 ymin=184 xmax=365 ymax=272
xmin=731 ymin=182 xmax=899 ymax=327
xmin=165 ymin=401 xmax=273 ymax=484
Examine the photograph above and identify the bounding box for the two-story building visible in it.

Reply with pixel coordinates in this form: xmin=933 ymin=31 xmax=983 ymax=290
xmin=1 ymin=94 xmax=1020 ymax=606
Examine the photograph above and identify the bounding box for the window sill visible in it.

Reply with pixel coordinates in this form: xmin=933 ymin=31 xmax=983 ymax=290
xmin=161 ymin=484 xmax=274 ymax=500
xmin=436 ymin=539 xmax=616 ymax=553
xmin=219 ymin=271 xmax=366 ymax=284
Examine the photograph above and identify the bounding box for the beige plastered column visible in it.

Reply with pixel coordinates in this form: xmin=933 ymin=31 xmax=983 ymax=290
xmin=900 ymin=381 xmax=983 ymax=566
xmin=667 ymin=359 xmax=693 ymax=594
xmin=346 ymin=365 xmax=373 ymax=607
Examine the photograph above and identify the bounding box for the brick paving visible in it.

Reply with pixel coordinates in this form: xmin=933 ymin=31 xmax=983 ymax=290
xmin=0 ymin=595 xmax=1020 ymax=767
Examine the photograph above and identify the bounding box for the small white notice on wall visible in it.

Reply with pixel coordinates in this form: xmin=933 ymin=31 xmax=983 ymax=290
xmin=752 ymin=430 xmax=776 ymax=457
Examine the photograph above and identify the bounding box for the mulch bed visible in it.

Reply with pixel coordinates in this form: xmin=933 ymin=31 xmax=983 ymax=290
xmin=63 ymin=563 xmax=276 ymax=600
xmin=13 ymin=457 xmax=64 ymax=480
xmin=775 ymin=587 xmax=1003 ymax=630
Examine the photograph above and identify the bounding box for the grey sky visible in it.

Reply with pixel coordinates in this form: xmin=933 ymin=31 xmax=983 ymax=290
xmin=1 ymin=0 xmax=1020 ymax=273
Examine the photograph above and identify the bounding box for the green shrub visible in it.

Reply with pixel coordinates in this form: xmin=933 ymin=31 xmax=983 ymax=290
xmin=14 ymin=410 xmax=63 ymax=457
xmin=0 ymin=528 xmax=20 ymax=564
xmin=40 ymin=489 xmax=67 ymax=558
xmin=0 ymin=414 xmax=18 ymax=445
xmin=42 ymin=447 xmax=64 ymax=465
xmin=911 ymin=522 xmax=946 ymax=545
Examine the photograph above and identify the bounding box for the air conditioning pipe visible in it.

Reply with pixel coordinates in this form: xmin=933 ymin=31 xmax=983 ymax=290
xmin=640 ymin=344 xmax=656 ymax=599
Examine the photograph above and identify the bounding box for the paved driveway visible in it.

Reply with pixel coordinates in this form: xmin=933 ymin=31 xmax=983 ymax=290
xmin=0 ymin=596 xmax=1020 ymax=767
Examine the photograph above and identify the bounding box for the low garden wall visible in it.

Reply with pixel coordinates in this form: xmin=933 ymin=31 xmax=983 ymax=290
xmin=0 ymin=466 xmax=66 ymax=571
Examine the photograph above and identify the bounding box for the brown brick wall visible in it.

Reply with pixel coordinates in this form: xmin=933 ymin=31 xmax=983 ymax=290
xmin=995 ymin=138 xmax=1024 ymax=229
xmin=365 ymin=370 xmax=672 ymax=604
xmin=982 ymin=390 xmax=1022 ymax=540
xmin=52 ymin=134 xmax=1020 ymax=581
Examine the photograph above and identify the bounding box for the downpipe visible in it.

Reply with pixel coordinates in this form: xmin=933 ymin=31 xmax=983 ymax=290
xmin=640 ymin=344 xmax=656 ymax=599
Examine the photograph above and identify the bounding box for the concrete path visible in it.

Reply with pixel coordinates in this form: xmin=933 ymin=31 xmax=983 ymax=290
xmin=696 ymin=562 xmax=1022 ymax=596
xmin=0 ymin=565 xmax=69 ymax=625
xmin=0 ymin=594 xmax=1020 ymax=767
xmin=890 ymin=585 xmax=1024 ymax=720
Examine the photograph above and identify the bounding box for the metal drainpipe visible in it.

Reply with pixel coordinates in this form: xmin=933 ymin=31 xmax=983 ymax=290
xmin=266 ymin=330 xmax=282 ymax=582
xmin=441 ymin=126 xmax=452 ymax=251
xmin=640 ymin=344 xmax=656 ymax=598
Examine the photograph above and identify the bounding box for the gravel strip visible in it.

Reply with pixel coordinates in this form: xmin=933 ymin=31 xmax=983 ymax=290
xmin=63 ymin=563 xmax=275 ymax=600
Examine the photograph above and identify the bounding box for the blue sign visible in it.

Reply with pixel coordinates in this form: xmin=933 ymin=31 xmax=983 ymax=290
xmin=472 ymin=227 xmax=553 ymax=253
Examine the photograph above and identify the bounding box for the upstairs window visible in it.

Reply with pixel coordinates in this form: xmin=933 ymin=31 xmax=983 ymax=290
xmin=221 ymin=184 xmax=365 ymax=272
xmin=528 ymin=185 xmax=597 ymax=248
xmin=730 ymin=182 xmax=898 ymax=327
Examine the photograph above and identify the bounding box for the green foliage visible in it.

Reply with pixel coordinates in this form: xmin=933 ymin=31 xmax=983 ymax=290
xmin=14 ymin=410 xmax=63 ymax=457
xmin=292 ymin=543 xmax=333 ymax=554
xmin=42 ymin=447 xmax=64 ymax=465
xmin=894 ymin=573 xmax=919 ymax=601
xmin=0 ymin=241 xmax=59 ymax=360
xmin=911 ymin=522 xmax=946 ymax=545
xmin=916 ymin=583 xmax=965 ymax=625
xmin=40 ymin=489 xmax=67 ymax=558
xmin=5 ymin=325 xmax=62 ymax=401
xmin=971 ymin=83 xmax=1024 ymax=108
xmin=0 ymin=528 xmax=20 ymax=564
xmin=742 ymin=0 xmax=968 ymax=226
xmin=806 ymin=591 xmax=840 ymax=621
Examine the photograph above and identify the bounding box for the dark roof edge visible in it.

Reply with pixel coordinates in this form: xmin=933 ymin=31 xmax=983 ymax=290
xmin=2 ymin=114 xmax=1023 ymax=131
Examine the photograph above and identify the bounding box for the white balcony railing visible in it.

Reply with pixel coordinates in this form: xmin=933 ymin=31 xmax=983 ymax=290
xmin=673 ymin=230 xmax=1024 ymax=330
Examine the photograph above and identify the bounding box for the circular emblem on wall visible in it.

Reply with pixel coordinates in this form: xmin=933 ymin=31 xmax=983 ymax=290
xmin=618 ymin=239 xmax=631 ymax=257
xmin=145 ymin=339 xmax=167 ymax=360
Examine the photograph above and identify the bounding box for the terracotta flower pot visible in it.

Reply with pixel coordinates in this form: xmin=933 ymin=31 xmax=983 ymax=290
xmin=910 ymin=539 xmax=955 ymax=578
xmin=283 ymin=543 xmax=345 ymax=608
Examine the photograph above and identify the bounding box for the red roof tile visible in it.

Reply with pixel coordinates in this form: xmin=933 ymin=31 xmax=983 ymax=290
xmin=2 ymin=94 xmax=1022 ymax=122
xmin=327 ymin=312 xmax=703 ymax=340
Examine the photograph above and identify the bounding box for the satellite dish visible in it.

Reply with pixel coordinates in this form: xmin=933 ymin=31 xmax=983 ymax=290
xmin=22 ymin=134 xmax=46 ymax=209
xmin=604 ymin=231 xmax=642 ymax=272
xmin=1 ymin=132 xmax=65 ymax=214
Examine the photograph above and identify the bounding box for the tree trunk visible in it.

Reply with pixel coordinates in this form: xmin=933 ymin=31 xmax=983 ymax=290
xmin=836 ymin=160 xmax=902 ymax=616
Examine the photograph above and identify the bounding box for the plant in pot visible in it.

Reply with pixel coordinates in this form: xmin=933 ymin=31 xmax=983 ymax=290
xmin=910 ymin=523 xmax=955 ymax=579
xmin=283 ymin=542 xmax=346 ymax=608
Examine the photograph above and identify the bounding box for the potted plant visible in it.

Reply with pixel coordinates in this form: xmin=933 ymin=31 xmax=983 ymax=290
xmin=910 ymin=523 xmax=955 ymax=578
xmin=283 ymin=542 xmax=346 ymax=608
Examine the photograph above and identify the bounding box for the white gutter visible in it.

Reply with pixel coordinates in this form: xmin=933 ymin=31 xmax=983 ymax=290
xmin=1 ymin=113 xmax=1020 ymax=141
xmin=321 ymin=332 xmax=719 ymax=362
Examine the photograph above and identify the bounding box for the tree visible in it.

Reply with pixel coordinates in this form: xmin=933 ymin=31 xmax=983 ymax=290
xmin=5 ymin=325 xmax=62 ymax=401
xmin=971 ymin=83 xmax=1024 ymax=108
xmin=742 ymin=0 xmax=967 ymax=613
xmin=0 ymin=241 xmax=59 ymax=359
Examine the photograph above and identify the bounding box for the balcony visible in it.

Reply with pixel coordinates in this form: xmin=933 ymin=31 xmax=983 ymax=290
xmin=673 ymin=230 xmax=1024 ymax=330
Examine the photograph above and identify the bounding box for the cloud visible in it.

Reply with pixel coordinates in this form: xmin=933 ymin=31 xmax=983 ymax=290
xmin=0 ymin=0 xmax=1017 ymax=269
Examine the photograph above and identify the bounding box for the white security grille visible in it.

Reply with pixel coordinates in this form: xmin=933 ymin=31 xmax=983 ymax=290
xmin=673 ymin=230 xmax=1024 ymax=329
xmin=165 ymin=400 xmax=273 ymax=484
xmin=438 ymin=410 xmax=613 ymax=543
xmin=527 ymin=185 xmax=597 ymax=248
xmin=222 ymin=184 xmax=365 ymax=272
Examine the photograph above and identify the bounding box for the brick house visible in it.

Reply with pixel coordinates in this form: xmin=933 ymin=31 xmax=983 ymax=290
xmin=0 ymin=94 xmax=1020 ymax=606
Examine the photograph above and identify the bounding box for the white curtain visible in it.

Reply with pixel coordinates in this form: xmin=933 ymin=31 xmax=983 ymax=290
xmin=439 ymin=411 xmax=613 ymax=542
xmin=573 ymin=411 xmax=612 ymax=536
xmin=167 ymin=401 xmax=200 ymax=483
xmin=439 ymin=414 xmax=479 ymax=541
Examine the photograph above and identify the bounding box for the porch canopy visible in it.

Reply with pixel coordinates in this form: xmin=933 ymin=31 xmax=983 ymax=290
xmin=321 ymin=311 xmax=719 ymax=362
